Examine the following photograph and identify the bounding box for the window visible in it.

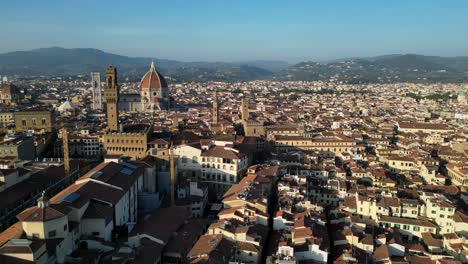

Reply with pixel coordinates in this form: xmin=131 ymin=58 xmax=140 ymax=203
xmin=49 ymin=230 xmax=56 ymax=237
xmin=64 ymin=224 xmax=68 ymax=231
xmin=413 ymin=226 xmax=420 ymax=231
xmin=22 ymin=119 xmax=26 ymax=126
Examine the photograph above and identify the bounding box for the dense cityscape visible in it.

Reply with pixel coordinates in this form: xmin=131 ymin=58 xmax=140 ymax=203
xmin=0 ymin=58 xmax=466 ymax=264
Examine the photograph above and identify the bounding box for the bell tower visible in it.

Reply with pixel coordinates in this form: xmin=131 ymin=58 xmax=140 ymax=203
xmin=104 ymin=65 xmax=119 ymax=131
xmin=212 ymin=90 xmax=219 ymax=124
xmin=241 ymin=97 xmax=249 ymax=122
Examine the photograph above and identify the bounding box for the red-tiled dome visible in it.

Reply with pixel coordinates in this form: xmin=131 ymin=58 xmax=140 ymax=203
xmin=140 ymin=61 xmax=167 ymax=90
xmin=1 ymin=84 xmax=19 ymax=95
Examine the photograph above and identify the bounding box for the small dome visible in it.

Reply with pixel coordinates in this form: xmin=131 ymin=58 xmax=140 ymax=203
xmin=58 ymin=99 xmax=79 ymax=112
xmin=140 ymin=61 xmax=167 ymax=90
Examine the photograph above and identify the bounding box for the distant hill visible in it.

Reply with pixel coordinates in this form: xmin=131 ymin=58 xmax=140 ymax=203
xmin=0 ymin=47 xmax=467 ymax=83
xmin=273 ymin=54 xmax=468 ymax=83
xmin=0 ymin=47 xmax=274 ymax=82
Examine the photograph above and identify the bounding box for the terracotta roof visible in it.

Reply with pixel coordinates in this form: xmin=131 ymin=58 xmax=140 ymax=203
xmin=379 ymin=216 xmax=438 ymax=228
xmin=421 ymin=232 xmax=442 ymax=248
xmin=201 ymin=146 xmax=244 ymax=159
xmin=0 ymin=222 xmax=23 ymax=247
xmin=0 ymin=239 xmax=45 ymax=255
xmin=373 ymin=244 xmax=389 ymax=261
xmin=237 ymin=241 xmax=260 ymax=253
xmin=453 ymin=211 xmax=468 ymax=223
xmin=187 ymin=234 xmax=234 ymax=262
xmin=140 ymin=62 xmax=167 ymax=90
xmin=16 ymin=203 xmax=70 ymax=222
xmin=82 ymin=202 xmax=113 ymax=224
xmin=130 ymin=206 xmax=189 ymax=244
xmin=397 ymin=121 xmax=450 ymax=131
xmin=1 ymin=84 xmax=19 ymax=95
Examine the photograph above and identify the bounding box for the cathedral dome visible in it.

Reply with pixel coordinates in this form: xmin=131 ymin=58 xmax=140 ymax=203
xmin=140 ymin=61 xmax=167 ymax=90
xmin=1 ymin=83 xmax=19 ymax=95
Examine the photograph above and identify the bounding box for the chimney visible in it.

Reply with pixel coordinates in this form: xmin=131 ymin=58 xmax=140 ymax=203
xmin=170 ymin=142 xmax=176 ymax=206
xmin=61 ymin=127 xmax=70 ymax=178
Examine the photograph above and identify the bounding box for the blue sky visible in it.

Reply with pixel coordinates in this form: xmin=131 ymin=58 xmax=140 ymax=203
xmin=2 ymin=0 xmax=468 ymax=62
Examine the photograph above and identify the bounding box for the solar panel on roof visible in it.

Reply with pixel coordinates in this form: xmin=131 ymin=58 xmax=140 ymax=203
xmin=63 ymin=192 xmax=80 ymax=203
xmin=120 ymin=168 xmax=133 ymax=175
xmin=122 ymin=162 xmax=138 ymax=170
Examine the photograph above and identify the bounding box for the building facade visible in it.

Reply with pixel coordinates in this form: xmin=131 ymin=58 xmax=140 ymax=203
xmin=14 ymin=110 xmax=54 ymax=133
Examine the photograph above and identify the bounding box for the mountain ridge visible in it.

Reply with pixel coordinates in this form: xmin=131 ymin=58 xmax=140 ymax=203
xmin=0 ymin=47 xmax=467 ymax=83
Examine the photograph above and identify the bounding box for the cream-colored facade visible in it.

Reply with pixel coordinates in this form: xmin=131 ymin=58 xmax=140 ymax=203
xmin=447 ymin=163 xmax=468 ymax=190
xmin=174 ymin=143 xmax=202 ymax=181
xmin=379 ymin=215 xmax=438 ymax=241
xmin=273 ymin=134 xmax=359 ymax=156
xmin=0 ymin=112 xmax=13 ymax=127
xmin=387 ymin=156 xmax=418 ymax=172
xmin=200 ymin=145 xmax=249 ymax=197
xmin=0 ymin=136 xmax=35 ymax=160
xmin=424 ymin=199 xmax=455 ymax=234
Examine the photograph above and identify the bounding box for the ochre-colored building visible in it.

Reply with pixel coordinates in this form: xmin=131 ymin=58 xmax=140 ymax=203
xmin=104 ymin=124 xmax=152 ymax=160
xmin=14 ymin=110 xmax=54 ymax=133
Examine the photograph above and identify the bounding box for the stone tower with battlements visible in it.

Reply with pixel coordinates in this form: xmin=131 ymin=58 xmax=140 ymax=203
xmin=104 ymin=65 xmax=119 ymax=131
xmin=241 ymin=97 xmax=249 ymax=122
